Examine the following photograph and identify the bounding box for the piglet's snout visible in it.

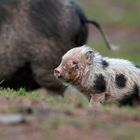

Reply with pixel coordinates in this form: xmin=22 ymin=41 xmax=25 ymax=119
xmin=54 ymin=68 xmax=62 ymax=78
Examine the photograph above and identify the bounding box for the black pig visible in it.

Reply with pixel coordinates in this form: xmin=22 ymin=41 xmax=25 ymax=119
xmin=0 ymin=0 xmax=113 ymax=95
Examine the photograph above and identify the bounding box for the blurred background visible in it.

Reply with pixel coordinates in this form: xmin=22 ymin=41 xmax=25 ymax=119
xmin=80 ymin=0 xmax=140 ymax=64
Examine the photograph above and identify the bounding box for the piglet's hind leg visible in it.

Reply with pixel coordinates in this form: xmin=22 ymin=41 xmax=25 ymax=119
xmin=89 ymin=94 xmax=105 ymax=108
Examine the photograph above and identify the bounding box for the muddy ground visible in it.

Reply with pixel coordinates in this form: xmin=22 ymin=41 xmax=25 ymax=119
xmin=0 ymin=88 xmax=139 ymax=140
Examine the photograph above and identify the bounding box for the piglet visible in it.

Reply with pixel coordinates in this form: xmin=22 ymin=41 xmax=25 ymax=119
xmin=54 ymin=45 xmax=140 ymax=107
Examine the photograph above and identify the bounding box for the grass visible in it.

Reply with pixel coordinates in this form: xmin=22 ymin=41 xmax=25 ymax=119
xmin=0 ymin=87 xmax=140 ymax=140
xmin=0 ymin=87 xmax=89 ymax=109
xmin=80 ymin=0 xmax=140 ymax=26
xmin=0 ymin=87 xmax=45 ymax=98
xmin=88 ymin=41 xmax=140 ymax=65
xmin=79 ymin=0 xmax=140 ymax=66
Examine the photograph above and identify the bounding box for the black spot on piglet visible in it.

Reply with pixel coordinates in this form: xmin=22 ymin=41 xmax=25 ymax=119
xmin=101 ymin=59 xmax=109 ymax=68
xmin=115 ymin=74 xmax=127 ymax=88
xmin=118 ymin=84 xmax=140 ymax=106
xmin=92 ymin=74 xmax=106 ymax=93
xmin=135 ymin=65 xmax=140 ymax=69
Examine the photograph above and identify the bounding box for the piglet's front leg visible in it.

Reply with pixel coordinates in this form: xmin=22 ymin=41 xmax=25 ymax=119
xmin=89 ymin=93 xmax=105 ymax=108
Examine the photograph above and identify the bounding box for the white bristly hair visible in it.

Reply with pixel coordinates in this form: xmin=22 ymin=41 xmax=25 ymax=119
xmin=61 ymin=45 xmax=140 ymax=106
xmin=79 ymin=46 xmax=140 ymax=104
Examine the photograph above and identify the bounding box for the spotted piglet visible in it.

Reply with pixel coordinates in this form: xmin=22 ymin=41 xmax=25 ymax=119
xmin=54 ymin=45 xmax=140 ymax=107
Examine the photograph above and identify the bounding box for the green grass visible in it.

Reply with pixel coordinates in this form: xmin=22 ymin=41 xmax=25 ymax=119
xmin=0 ymin=87 xmax=89 ymax=109
xmin=79 ymin=0 xmax=140 ymax=66
xmin=89 ymin=40 xmax=140 ymax=65
xmin=80 ymin=0 xmax=140 ymax=26
xmin=0 ymin=87 xmax=45 ymax=98
xmin=0 ymin=87 xmax=140 ymax=140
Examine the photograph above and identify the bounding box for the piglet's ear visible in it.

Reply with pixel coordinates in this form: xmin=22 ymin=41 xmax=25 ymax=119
xmin=85 ymin=51 xmax=94 ymax=65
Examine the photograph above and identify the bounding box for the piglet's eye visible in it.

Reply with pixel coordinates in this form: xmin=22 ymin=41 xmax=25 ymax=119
xmin=72 ymin=61 xmax=78 ymax=65
xmin=72 ymin=61 xmax=79 ymax=69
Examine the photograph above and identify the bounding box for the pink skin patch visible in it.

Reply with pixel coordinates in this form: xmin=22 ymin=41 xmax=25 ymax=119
xmin=54 ymin=47 xmax=94 ymax=89
xmin=54 ymin=47 xmax=92 ymax=85
xmin=54 ymin=58 xmax=79 ymax=83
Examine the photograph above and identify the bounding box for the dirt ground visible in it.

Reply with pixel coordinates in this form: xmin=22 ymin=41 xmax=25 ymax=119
xmin=0 ymin=91 xmax=139 ymax=140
